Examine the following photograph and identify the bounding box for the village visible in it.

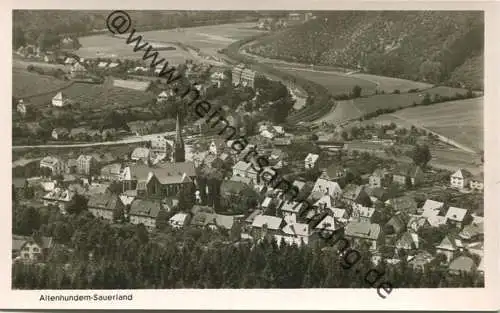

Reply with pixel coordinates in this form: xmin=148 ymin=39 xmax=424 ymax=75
xmin=11 ymin=11 xmax=485 ymax=290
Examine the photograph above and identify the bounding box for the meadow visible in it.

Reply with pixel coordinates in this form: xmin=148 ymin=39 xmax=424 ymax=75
xmin=13 ymin=69 xmax=73 ymax=99
xmin=78 ymin=22 xmax=264 ymax=64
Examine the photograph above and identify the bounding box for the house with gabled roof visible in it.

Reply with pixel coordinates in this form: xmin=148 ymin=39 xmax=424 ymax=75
xmin=385 ymin=196 xmax=418 ymax=214
xmin=384 ymin=214 xmax=406 ymax=235
xmin=407 ymin=214 xmax=430 ymax=232
xmin=369 ymin=168 xmax=388 ymax=188
xmin=169 ymin=212 xmax=190 ymax=229
xmin=314 ymin=215 xmax=341 ymax=235
xmin=421 ymin=199 xmax=444 ymax=217
xmin=392 ymin=164 xmax=423 ymax=186
xmin=129 ymin=199 xmax=162 ymax=230
xmin=395 ymin=231 xmax=419 ymax=251
xmin=12 ymin=235 xmax=53 ymax=262
xmin=450 ymin=168 xmax=473 ymax=190
xmin=232 ymin=161 xmax=258 ymax=183
xmin=311 ymin=178 xmax=342 ymax=199
xmin=344 ymin=220 xmax=381 ymax=250
xmin=320 ymin=164 xmax=347 ymax=181
xmin=408 ymin=250 xmax=434 ymax=270
xmin=281 ymin=222 xmax=310 ymax=245
xmin=252 ymin=214 xmax=284 ymax=238
xmin=52 ymin=91 xmax=70 ymax=107
xmin=313 ymin=195 xmax=337 ymax=211
xmin=342 ymin=184 xmax=372 ymax=207
xmin=304 ymin=153 xmax=319 ymax=170
xmin=88 ymin=193 xmax=124 ymax=221
xmin=469 ymin=172 xmax=484 ymax=191
xmin=436 ymin=235 xmax=464 ymax=263
xmin=445 ymin=206 xmax=468 ymax=228
xmin=459 ymin=223 xmax=484 ymax=242
xmin=280 ymin=200 xmax=308 ymax=224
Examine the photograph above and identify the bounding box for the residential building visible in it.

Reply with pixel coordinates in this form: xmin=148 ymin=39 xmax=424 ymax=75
xmin=13 ymin=158 xmax=41 ymax=177
xmin=52 ymin=92 xmax=70 ymax=107
xmin=445 ymin=206 xmax=468 ymax=228
xmin=344 ymin=220 xmax=381 ymax=250
xmin=131 ymin=147 xmax=151 ymax=164
xmin=469 ymin=173 xmax=484 ymax=191
xmin=70 ymin=62 xmax=87 ymax=78
xmin=51 ymin=128 xmax=69 ymax=140
xmin=384 ymin=214 xmax=406 ymax=235
xmin=280 ymin=200 xmax=307 ymax=224
xmin=12 ymin=235 xmax=53 ymax=262
xmin=385 ymin=196 xmax=418 ymax=214
xmin=369 ymin=169 xmax=388 ymax=188
xmin=436 ymin=235 xmax=464 ymax=263
xmin=169 ymin=212 xmax=190 ymax=229
xmin=100 ymin=163 xmax=122 ymax=181
xmin=251 ymin=215 xmax=284 ymax=238
xmin=129 ymin=199 xmax=162 ymax=229
xmin=42 ymin=188 xmax=75 ymax=213
xmin=65 ymin=159 xmax=78 ymax=174
xmin=459 ymin=223 xmax=484 ymax=242
xmin=232 ymin=161 xmax=259 ymax=183
xmin=220 ymin=180 xmax=252 ymax=198
xmin=281 ymin=222 xmax=310 ymax=245
xmin=88 ymin=193 xmax=125 ymax=221
xmin=395 ymin=232 xmax=419 ymax=250
xmin=232 ymin=63 xmax=256 ymax=88
xmin=311 ymin=178 xmax=342 ymax=199
xmin=77 ymin=154 xmax=96 ymax=175
xmin=304 ymin=153 xmax=319 ymax=170
xmin=127 ymin=121 xmax=153 ymax=136
xmin=16 ymin=99 xmax=28 ymax=116
xmin=314 ymin=215 xmax=341 ymax=234
xmin=151 ymin=135 xmax=171 ymax=155
xmin=342 ymin=184 xmax=372 ymax=207
xmin=408 ymin=251 xmax=434 ymax=270
xmin=40 ymin=156 xmax=65 ymax=175
xmin=157 ymin=90 xmax=175 ymax=102
xmin=450 ymin=168 xmax=474 ymax=189
xmin=406 ymin=215 xmax=430 ymax=232
xmin=190 ymin=212 xmax=235 ymax=231
xmin=392 ymin=164 xmax=423 ymax=186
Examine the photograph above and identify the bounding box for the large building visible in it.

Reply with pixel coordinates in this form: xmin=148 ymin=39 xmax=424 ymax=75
xmin=232 ymin=64 xmax=256 ymax=89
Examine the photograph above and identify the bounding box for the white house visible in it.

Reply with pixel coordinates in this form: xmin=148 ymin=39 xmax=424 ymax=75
xmin=311 ymin=178 xmax=342 ymax=199
xmin=304 ymin=153 xmax=319 ymax=169
xmin=52 ymin=92 xmax=70 ymax=107
xmin=469 ymin=173 xmax=484 ymax=191
xmin=450 ymin=169 xmax=473 ymax=190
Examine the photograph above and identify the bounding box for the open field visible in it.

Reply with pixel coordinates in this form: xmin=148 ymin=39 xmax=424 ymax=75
xmin=78 ymin=23 xmax=264 ymax=64
xmin=13 ymin=69 xmax=73 ymax=99
xmin=25 ymin=79 xmax=155 ymax=109
xmin=344 ymin=97 xmax=483 ymax=153
xmin=348 ymin=73 xmax=433 ymax=93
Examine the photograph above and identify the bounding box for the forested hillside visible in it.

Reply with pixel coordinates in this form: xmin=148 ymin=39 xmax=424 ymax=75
xmin=248 ymin=11 xmax=484 ymax=90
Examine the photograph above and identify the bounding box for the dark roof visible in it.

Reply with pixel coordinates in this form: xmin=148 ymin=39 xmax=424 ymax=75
xmin=388 ymin=196 xmax=418 ymax=213
xmin=221 ymin=180 xmax=250 ymax=195
xmin=385 ymin=215 xmax=406 ymax=233
xmin=88 ymin=194 xmax=122 ymax=211
xmin=322 ymin=164 xmax=345 ymax=180
xmin=12 ymin=235 xmax=53 ymax=251
xmin=449 ymin=256 xmax=475 ymax=273
xmin=129 ymin=199 xmax=162 ymax=218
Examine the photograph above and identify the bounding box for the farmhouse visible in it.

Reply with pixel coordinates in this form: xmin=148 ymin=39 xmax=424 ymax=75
xmin=450 ymin=168 xmax=473 ymax=190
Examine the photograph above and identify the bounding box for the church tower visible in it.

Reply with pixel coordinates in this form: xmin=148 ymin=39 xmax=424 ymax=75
xmin=172 ymin=112 xmax=185 ymax=162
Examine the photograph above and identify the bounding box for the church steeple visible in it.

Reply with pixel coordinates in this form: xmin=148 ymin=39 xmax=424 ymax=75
xmin=173 ymin=112 xmax=185 ymax=162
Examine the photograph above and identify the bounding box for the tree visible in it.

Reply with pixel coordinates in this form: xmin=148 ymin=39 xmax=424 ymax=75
xmin=14 ymin=206 xmax=41 ymax=236
xmin=156 ymin=210 xmax=171 ymax=230
xmin=66 ymin=194 xmax=88 ymax=215
xmin=351 ymin=85 xmax=362 ymax=98
xmin=341 ymin=131 xmax=349 ymax=141
xmin=422 ymin=93 xmax=432 ymax=105
xmin=412 ymin=144 xmax=432 ymax=168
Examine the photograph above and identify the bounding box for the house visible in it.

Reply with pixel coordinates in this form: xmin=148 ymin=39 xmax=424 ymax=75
xmin=384 ymin=214 xmax=406 ymax=235
xmin=320 ymin=164 xmax=346 ymax=181
xmin=280 ymin=200 xmax=307 ymax=224
xmin=392 ymin=164 xmax=423 ymax=186
xmin=87 ymin=193 xmax=125 ymax=221
xmin=42 ymin=188 xmax=75 ymax=214
xmin=65 ymin=159 xmax=78 ymax=174
xmin=351 ymin=204 xmax=376 ymax=222
xmin=450 ymin=168 xmax=473 ymax=190
xmin=232 ymin=64 xmax=256 ymax=88
xmin=436 ymin=235 xmax=464 ymax=263
xmin=64 ymin=57 xmax=78 ymax=65
xmin=40 ymin=156 xmax=65 ymax=175
xmin=366 ymin=187 xmax=387 ymax=202
xmin=12 ymin=235 xmax=53 ymax=262
xmin=344 ymin=220 xmax=381 ymax=250
xmin=445 ymin=206 xmax=468 ymax=228
xmin=281 ymin=222 xmax=310 ymax=245
xmin=311 ymin=178 xmax=342 ymax=199
xmin=342 ymin=184 xmax=372 ymax=207
xmin=151 ymin=135 xmax=171 ymax=155
xmin=69 ymin=127 xmax=89 ymax=141
xmin=52 ymin=92 xmax=70 ymax=107
xmin=407 ymin=215 xmax=431 ymax=232
xmin=131 ymin=147 xmax=151 ymax=164
xmin=220 ymin=180 xmax=252 ymax=198
xmin=421 ymin=199 xmax=445 ymax=217
xmin=314 ymin=215 xmax=341 ymax=234
xmin=12 ymin=158 xmax=41 ymax=177
xmin=251 ymin=215 xmax=284 ymax=238
xmin=16 ymin=99 xmax=28 ymax=116
xmin=70 ymin=62 xmax=87 ymax=78
xmin=100 ymin=163 xmax=122 ymax=181
xmin=157 ymin=90 xmax=175 ymax=102
xmin=469 ymin=173 xmax=484 ymax=191
xmin=395 ymin=232 xmax=419 ymax=250
xmin=459 ymin=223 xmax=484 ymax=242
xmin=209 ymin=139 xmax=226 ymax=155
xmin=408 ymin=250 xmax=434 ymax=270
xmin=77 ymin=155 xmax=96 ymax=175
xmin=127 ymin=121 xmax=152 ymax=136
xmin=369 ymin=169 xmax=388 ymax=188
xmin=191 ymin=212 xmax=235 ymax=231
xmin=51 ymin=128 xmax=69 ymax=140
xmin=313 ymin=195 xmax=337 ymax=212
xmin=129 ymin=199 xmax=162 ymax=229
xmin=169 ymin=212 xmax=190 ymax=229
xmin=232 ymin=161 xmax=259 ymax=183
xmin=304 ymin=153 xmax=319 ymax=170
xmin=448 ymin=256 xmax=476 ymax=275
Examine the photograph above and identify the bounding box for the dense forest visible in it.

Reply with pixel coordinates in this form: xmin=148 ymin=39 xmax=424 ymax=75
xmin=249 ymin=11 xmax=484 ymax=90
xmin=12 ymin=202 xmax=483 ymax=290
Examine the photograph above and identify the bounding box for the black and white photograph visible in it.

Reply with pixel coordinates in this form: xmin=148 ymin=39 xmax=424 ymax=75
xmin=3 ymin=2 xmax=499 ymax=310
